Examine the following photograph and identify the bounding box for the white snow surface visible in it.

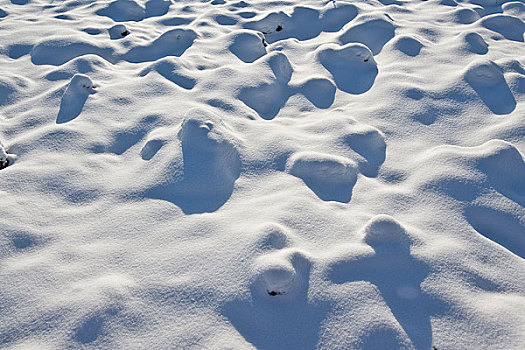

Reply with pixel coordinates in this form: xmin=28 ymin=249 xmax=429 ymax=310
xmin=0 ymin=0 xmax=524 ymax=349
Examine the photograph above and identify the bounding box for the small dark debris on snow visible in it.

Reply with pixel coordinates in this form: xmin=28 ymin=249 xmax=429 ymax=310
xmin=267 ymin=290 xmax=281 ymax=296
xmin=0 ymin=158 xmax=9 ymax=170
xmin=276 ymin=25 xmax=282 ymax=32
xmin=121 ymin=30 xmax=129 ymax=37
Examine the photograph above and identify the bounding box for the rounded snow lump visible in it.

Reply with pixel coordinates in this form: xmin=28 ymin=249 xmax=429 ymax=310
xmin=316 ymin=43 xmax=378 ymax=94
xmin=286 ymin=151 xmax=358 ymax=202
xmin=363 ymin=215 xmax=411 ymax=253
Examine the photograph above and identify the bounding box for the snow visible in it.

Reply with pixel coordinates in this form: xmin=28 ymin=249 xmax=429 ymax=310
xmin=0 ymin=0 xmax=524 ymax=349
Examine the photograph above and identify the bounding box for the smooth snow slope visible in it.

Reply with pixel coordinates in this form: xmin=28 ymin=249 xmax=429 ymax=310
xmin=0 ymin=0 xmax=524 ymax=349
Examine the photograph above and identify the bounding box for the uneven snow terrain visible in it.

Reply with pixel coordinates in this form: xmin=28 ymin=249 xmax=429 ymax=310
xmin=0 ymin=0 xmax=524 ymax=349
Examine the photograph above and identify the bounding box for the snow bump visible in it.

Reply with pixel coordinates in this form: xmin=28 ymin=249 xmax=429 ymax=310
xmin=286 ymin=151 xmax=358 ymax=202
xmin=464 ymin=59 xmax=516 ymax=114
xmin=316 ymin=43 xmax=378 ymax=94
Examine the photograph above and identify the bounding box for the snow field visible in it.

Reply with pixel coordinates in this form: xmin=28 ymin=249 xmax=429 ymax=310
xmin=0 ymin=0 xmax=524 ymax=349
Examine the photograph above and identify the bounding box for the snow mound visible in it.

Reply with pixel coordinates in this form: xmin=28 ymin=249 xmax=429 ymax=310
xmin=316 ymin=43 xmax=378 ymax=94
xmin=481 ymin=14 xmax=525 ymax=42
xmin=229 ymin=30 xmax=266 ymax=63
xmin=454 ymin=8 xmax=481 ymax=24
xmin=145 ymin=0 xmax=170 ymax=18
xmin=464 ymin=32 xmax=489 ymax=54
xmin=96 ymin=0 xmax=146 ymax=22
xmin=268 ymin=51 xmax=293 ymax=83
xmin=252 ymin=249 xmax=310 ymax=298
xmin=244 ymin=5 xmax=358 ymax=44
xmin=342 ymin=124 xmax=387 ymax=177
xmin=57 ymin=74 xmax=96 ymax=124
xmin=259 ymin=262 xmax=296 ymax=296
xmin=31 ymin=38 xmax=114 ymax=66
xmin=393 ymin=35 xmax=424 ymax=57
xmin=0 ymin=77 xmax=19 ymax=106
xmin=464 ymin=59 xmax=516 ymax=114
xmin=418 ymin=140 xmax=525 ymax=203
xmin=363 ymin=215 xmax=412 ymax=253
xmin=255 ymin=223 xmax=292 ymax=251
xmin=502 ymin=2 xmax=525 ymax=17
xmin=476 ymin=140 xmax=525 ymax=197
xmin=286 ymin=151 xmax=358 ymax=202
xmin=108 ymin=24 xmax=130 ymax=40
xmin=139 ymin=58 xmax=196 ymax=90
xmin=123 ymin=28 xmax=197 ymax=63
xmin=340 ymin=16 xmax=396 ymax=55
xmin=1 ymin=0 xmax=524 ymax=348
xmin=328 ymin=217 xmax=430 ymax=348
xmin=143 ymin=108 xmax=242 ymax=214
xmin=238 ymin=51 xmax=335 ymax=119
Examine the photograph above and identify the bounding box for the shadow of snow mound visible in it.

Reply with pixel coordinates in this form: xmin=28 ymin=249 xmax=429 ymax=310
xmin=244 ymin=4 xmax=357 ymax=44
xmin=239 ymin=52 xmax=293 ymax=118
xmin=343 ymin=125 xmax=387 ymax=177
xmin=454 ymin=8 xmax=480 ymax=24
xmin=298 ymin=77 xmax=336 ymax=109
xmin=238 ymin=52 xmax=335 ymax=119
xmin=329 ymin=216 xmax=443 ymax=350
xmin=223 ymin=250 xmax=332 ymax=350
xmin=144 ymin=108 xmax=242 ymax=214
xmin=286 ymin=152 xmax=358 ymax=203
xmin=481 ymin=14 xmax=525 ymax=42
xmin=476 ymin=140 xmax=525 ymax=201
xmin=229 ymin=30 xmax=266 ymax=63
xmin=393 ymin=35 xmax=424 ymax=57
xmin=316 ymin=43 xmax=378 ymax=94
xmin=464 ymin=59 xmax=516 ymax=114
xmin=73 ymin=313 xmax=106 ymax=344
xmin=57 ymin=74 xmax=96 ymax=124
xmin=145 ymin=0 xmax=171 ymax=17
xmin=97 ymin=0 xmax=145 ymax=22
xmin=123 ymin=29 xmax=197 ymax=63
xmin=502 ymin=2 xmax=525 ymax=17
xmin=31 ymin=38 xmax=115 ymax=66
xmin=139 ymin=58 xmax=196 ymax=90
xmin=464 ymin=32 xmax=489 ymax=54
xmin=0 ymin=77 xmax=20 ymax=106
xmin=31 ymin=28 xmax=196 ymax=66
xmin=340 ymin=16 xmax=396 ymax=55
xmin=465 ymin=206 xmax=525 ymax=259
xmin=254 ymin=223 xmax=292 ymax=251
xmin=360 ymin=325 xmax=414 ymax=350
xmin=96 ymin=0 xmax=170 ymax=22
xmin=418 ymin=140 xmax=525 ymax=205
xmin=140 ymin=138 xmax=163 ymax=161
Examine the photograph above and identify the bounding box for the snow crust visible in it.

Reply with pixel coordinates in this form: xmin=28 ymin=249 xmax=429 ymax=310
xmin=0 ymin=0 xmax=524 ymax=349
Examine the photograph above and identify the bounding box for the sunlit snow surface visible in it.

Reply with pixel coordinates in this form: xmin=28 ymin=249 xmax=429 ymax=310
xmin=0 ymin=0 xmax=524 ymax=349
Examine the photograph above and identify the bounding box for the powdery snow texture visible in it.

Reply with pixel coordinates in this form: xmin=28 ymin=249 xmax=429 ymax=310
xmin=0 ymin=0 xmax=524 ymax=349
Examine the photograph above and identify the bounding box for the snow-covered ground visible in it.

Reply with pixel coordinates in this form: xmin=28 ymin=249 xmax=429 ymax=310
xmin=1 ymin=0 xmax=524 ymax=349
